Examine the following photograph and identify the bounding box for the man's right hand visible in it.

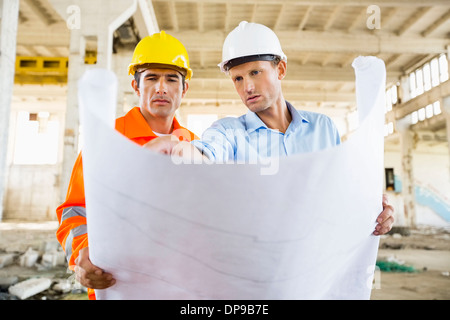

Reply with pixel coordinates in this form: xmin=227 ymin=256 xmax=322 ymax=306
xmin=74 ymin=247 xmax=116 ymax=289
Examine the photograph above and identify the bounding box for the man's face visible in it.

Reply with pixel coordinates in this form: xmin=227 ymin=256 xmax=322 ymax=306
xmin=229 ymin=60 xmax=285 ymax=113
xmin=132 ymin=68 xmax=188 ymax=120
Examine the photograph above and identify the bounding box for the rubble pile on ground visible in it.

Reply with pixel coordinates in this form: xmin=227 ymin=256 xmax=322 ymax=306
xmin=0 ymin=239 xmax=87 ymax=300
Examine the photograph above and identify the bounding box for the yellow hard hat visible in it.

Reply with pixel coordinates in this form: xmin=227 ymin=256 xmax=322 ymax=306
xmin=128 ymin=30 xmax=193 ymax=80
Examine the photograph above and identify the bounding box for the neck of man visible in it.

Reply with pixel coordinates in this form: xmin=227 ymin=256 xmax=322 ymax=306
xmin=256 ymin=96 xmax=292 ymax=134
xmin=141 ymin=111 xmax=175 ymax=135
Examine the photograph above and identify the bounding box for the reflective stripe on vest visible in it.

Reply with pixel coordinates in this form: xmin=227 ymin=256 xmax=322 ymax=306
xmin=61 ymin=206 xmax=86 ymax=222
xmin=61 ymin=207 xmax=87 ymax=262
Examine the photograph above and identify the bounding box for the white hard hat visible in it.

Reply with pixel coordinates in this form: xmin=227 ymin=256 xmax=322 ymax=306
xmin=219 ymin=21 xmax=287 ymax=73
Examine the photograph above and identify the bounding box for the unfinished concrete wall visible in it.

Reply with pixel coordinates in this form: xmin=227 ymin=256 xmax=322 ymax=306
xmin=4 ymin=166 xmax=60 ymax=221
xmin=0 ymin=0 xmax=19 ymax=221
xmin=384 ymin=145 xmax=450 ymax=228
xmin=4 ymin=93 xmax=66 ymax=221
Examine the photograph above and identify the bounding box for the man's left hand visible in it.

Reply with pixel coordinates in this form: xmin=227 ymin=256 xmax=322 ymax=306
xmin=373 ymin=194 xmax=395 ymax=235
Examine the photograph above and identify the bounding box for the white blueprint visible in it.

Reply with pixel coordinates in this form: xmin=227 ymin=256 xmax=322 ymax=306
xmin=78 ymin=56 xmax=386 ymax=300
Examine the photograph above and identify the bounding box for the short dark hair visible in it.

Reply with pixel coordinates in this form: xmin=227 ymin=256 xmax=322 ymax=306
xmin=223 ymin=54 xmax=282 ymax=72
xmin=134 ymin=70 xmax=186 ymax=90
xmin=270 ymin=55 xmax=282 ymax=68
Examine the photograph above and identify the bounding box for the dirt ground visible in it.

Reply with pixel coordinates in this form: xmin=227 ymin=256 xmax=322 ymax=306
xmin=0 ymin=220 xmax=449 ymax=300
xmin=371 ymin=226 xmax=450 ymax=300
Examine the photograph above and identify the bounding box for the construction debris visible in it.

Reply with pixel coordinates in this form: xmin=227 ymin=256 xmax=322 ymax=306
xmin=0 ymin=238 xmax=86 ymax=300
xmin=8 ymin=277 xmax=52 ymax=300
xmin=19 ymin=248 xmax=39 ymax=268
xmin=0 ymin=253 xmax=15 ymax=268
xmin=376 ymin=258 xmax=417 ymax=273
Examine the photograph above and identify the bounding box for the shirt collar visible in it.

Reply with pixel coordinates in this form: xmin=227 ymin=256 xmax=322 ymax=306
xmin=286 ymin=101 xmax=309 ymax=133
xmin=244 ymin=110 xmax=267 ymax=134
xmin=244 ymin=100 xmax=309 ymax=134
xmin=122 ymin=107 xmax=185 ymax=139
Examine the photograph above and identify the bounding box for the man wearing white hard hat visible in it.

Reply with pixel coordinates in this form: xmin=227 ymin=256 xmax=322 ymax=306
xmin=145 ymin=21 xmax=394 ymax=236
xmin=192 ymin=21 xmax=340 ymax=161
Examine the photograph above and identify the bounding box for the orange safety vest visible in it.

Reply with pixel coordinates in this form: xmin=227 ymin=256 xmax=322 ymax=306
xmin=55 ymin=107 xmax=198 ymax=300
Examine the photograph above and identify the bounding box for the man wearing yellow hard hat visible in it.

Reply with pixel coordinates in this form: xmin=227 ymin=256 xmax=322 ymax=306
xmin=55 ymin=31 xmax=198 ymax=300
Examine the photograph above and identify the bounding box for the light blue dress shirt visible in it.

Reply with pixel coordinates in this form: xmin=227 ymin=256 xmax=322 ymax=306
xmin=191 ymin=101 xmax=341 ymax=163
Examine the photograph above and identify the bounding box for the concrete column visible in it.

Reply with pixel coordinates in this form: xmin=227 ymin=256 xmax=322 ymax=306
xmin=439 ymin=50 xmax=450 ymax=177
xmin=111 ymin=51 xmax=136 ymax=117
xmin=110 ymin=0 xmax=159 ymax=117
xmin=443 ymin=96 xmax=450 ymax=178
xmin=49 ymin=0 xmax=143 ymax=202
xmin=0 ymin=0 xmax=19 ymax=221
xmin=397 ymin=118 xmax=417 ymax=228
xmin=398 ymin=75 xmax=411 ymax=104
